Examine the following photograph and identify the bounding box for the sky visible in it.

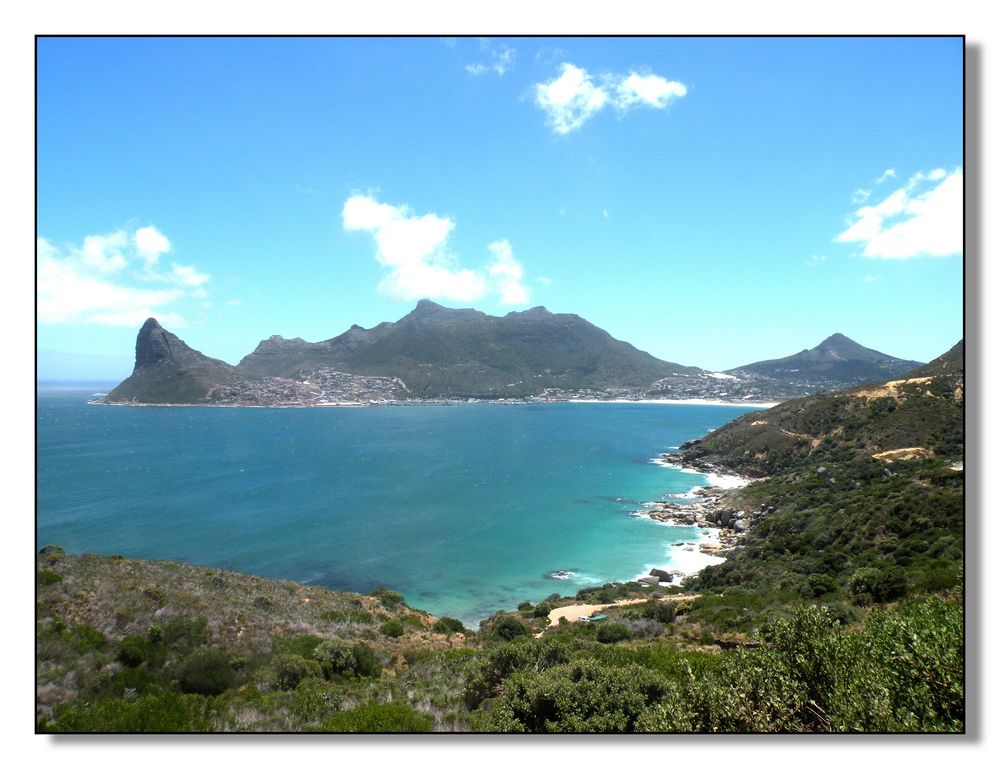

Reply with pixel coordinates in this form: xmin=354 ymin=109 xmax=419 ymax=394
xmin=36 ymin=35 xmax=964 ymax=380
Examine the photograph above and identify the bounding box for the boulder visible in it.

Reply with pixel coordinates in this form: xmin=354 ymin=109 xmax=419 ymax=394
xmin=649 ymin=568 xmax=673 ymax=583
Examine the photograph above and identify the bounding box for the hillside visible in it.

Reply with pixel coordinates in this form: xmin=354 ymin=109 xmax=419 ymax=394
xmin=106 ymin=319 xmax=239 ymax=404
xmin=681 ymin=340 xmax=963 ymax=477
xmin=670 ymin=341 xmax=963 ymax=641
xmin=725 ymin=333 xmax=924 ymax=395
xmin=104 ymin=302 xmax=702 ymax=404
xmin=235 ymin=300 xmax=701 ymax=398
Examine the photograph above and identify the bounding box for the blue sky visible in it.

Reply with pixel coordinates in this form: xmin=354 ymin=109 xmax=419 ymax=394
xmin=37 ymin=36 xmax=964 ymax=380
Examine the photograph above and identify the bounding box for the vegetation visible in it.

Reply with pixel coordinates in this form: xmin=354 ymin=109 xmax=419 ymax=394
xmin=37 ymin=342 xmax=964 ymax=733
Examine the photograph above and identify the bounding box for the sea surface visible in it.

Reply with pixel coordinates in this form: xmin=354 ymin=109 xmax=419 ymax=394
xmin=37 ymin=385 xmax=761 ymax=624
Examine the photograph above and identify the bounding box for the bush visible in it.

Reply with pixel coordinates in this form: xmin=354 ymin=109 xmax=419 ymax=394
xmin=432 ymin=616 xmax=466 ymax=635
xmin=117 ymin=636 xmax=162 ymax=668
xmin=313 ymin=640 xmax=380 ymax=679
xmin=37 ymin=570 xmax=63 ymax=586
xmin=370 ymin=587 xmax=405 ymax=608
xmin=532 ymin=602 xmax=555 ymax=618
xmin=848 ymin=566 xmax=907 ymax=605
xmin=640 ymin=600 xmax=676 ymax=623
xmin=271 ymin=653 xmax=323 ymax=690
xmin=177 ymin=649 xmax=238 ymax=695
xmin=488 ymin=658 xmax=672 ymax=733
xmin=273 ymin=634 xmax=325 ymax=658
xmin=596 ymin=623 xmax=632 ymax=644
xmin=318 ymin=701 xmax=432 ymax=733
xmin=162 ymin=616 xmax=209 ymax=650
xmin=490 ymin=616 xmax=530 ymax=641
xmin=69 ymin=623 xmax=107 ymax=653
xmin=380 ymin=619 xmax=405 ymax=638
xmin=47 ymin=692 xmax=211 ymax=733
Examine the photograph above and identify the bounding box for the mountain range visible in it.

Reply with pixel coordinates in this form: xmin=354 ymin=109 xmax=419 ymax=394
xmin=105 ymin=301 xmax=927 ymax=405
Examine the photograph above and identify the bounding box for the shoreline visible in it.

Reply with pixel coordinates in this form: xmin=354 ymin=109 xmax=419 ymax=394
xmin=90 ymin=396 xmax=780 ymax=409
xmin=627 ymin=454 xmax=758 ymax=586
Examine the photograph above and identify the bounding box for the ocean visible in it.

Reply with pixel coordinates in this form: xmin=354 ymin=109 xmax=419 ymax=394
xmin=36 ymin=386 xmax=761 ymax=624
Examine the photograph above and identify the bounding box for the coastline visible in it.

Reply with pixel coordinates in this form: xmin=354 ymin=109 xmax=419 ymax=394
xmin=629 ymin=454 xmax=757 ymax=586
xmin=92 ymin=396 xmax=780 ymax=409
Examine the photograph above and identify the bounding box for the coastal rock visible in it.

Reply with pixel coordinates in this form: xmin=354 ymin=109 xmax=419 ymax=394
xmin=649 ymin=569 xmax=673 ymax=583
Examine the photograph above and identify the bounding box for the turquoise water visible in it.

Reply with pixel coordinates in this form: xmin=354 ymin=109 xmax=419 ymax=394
xmin=37 ymin=387 xmax=760 ymax=624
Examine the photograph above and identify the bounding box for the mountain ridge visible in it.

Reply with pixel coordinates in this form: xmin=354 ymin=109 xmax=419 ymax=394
xmin=104 ymin=302 xmax=929 ymax=405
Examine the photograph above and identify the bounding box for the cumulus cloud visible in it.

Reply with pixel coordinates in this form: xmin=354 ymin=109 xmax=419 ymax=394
xmin=806 ymin=254 xmax=827 ymax=267
xmin=835 ymin=168 xmax=962 ymax=259
xmin=38 ymin=226 xmax=211 ymax=327
xmin=533 ymin=63 xmax=687 ymax=134
xmin=487 ymin=240 xmax=531 ymax=305
xmin=342 ymin=193 xmax=531 ymax=306
xmin=134 ymin=225 xmax=172 ymax=268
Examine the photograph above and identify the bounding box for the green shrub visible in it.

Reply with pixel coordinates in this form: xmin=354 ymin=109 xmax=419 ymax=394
xmin=640 ymin=600 xmax=676 ymax=623
xmin=517 ymin=601 xmax=534 ymax=612
xmin=490 ymin=616 xmax=530 ymax=641
xmin=47 ymin=692 xmax=211 ymax=733
xmin=370 ymin=587 xmax=405 ymax=608
xmin=37 ymin=570 xmax=63 ymax=586
xmin=69 ymin=623 xmax=106 ymax=653
xmin=595 ymin=623 xmax=632 ymax=644
xmin=318 ymin=701 xmax=432 ymax=733
xmin=532 ymin=602 xmax=554 ymax=618
xmin=273 ymin=634 xmax=325 ymax=658
xmin=379 ymin=619 xmax=404 ymax=638
xmin=848 ymin=566 xmax=907 ymax=605
xmin=488 ymin=658 xmax=672 ymax=733
xmin=271 ymin=653 xmax=323 ymax=690
xmin=176 ymin=649 xmax=238 ymax=695
xmin=162 ymin=616 xmax=209 ymax=650
xmin=117 ymin=636 xmax=162 ymax=668
xmin=432 ymin=616 xmax=466 ymax=635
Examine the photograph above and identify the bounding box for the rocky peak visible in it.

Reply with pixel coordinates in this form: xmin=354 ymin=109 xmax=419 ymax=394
xmin=134 ymin=318 xmax=183 ymax=369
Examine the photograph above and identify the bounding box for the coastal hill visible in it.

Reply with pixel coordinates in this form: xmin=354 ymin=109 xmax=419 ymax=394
xmin=723 ymin=333 xmax=924 ymax=395
xmin=679 ymin=339 xmax=963 ymax=477
xmin=104 ymin=302 xmax=927 ymax=406
xmin=106 ymin=318 xmax=239 ymax=404
xmin=105 ymin=301 xmax=703 ymax=404
xmin=235 ymin=299 xmax=702 ymax=398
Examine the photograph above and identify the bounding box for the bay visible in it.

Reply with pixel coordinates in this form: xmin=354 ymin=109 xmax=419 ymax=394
xmin=37 ymin=386 xmax=760 ymax=624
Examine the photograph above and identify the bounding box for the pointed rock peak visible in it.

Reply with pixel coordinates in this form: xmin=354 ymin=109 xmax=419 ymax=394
xmin=135 ymin=317 xmax=185 ymax=369
xmin=408 ymin=298 xmax=447 ymax=316
xmin=349 ymin=324 xmax=364 ymax=331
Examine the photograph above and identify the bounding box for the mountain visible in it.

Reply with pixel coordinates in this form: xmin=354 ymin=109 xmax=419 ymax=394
xmin=106 ymin=318 xmax=238 ymax=404
xmin=726 ymin=333 xmax=924 ymax=392
xmin=105 ymin=301 xmax=702 ymax=404
xmin=679 ymin=339 xmax=963 ymax=477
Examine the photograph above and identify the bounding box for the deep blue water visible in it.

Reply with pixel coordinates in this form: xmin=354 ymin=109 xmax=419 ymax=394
xmin=37 ymin=387 xmax=759 ymax=623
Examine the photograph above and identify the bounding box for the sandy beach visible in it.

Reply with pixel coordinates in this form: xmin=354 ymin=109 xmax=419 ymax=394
xmin=545 ymin=593 xmax=700 ymax=629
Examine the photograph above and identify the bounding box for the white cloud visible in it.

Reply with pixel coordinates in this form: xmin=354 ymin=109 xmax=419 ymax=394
xmin=602 ymin=208 xmax=609 ymax=219
xmin=342 ymin=193 xmax=531 ymax=306
xmin=875 ymin=168 xmax=897 ymax=184
xmin=465 ymin=41 xmax=515 ymax=77
xmin=487 ymin=240 xmax=531 ymax=305
xmin=851 ymin=188 xmax=872 ymax=204
xmin=614 ymin=72 xmax=687 ymax=110
xmin=535 ymin=276 xmax=552 ymax=287
xmin=38 ymin=226 xmax=210 ymax=327
xmin=134 ymin=225 xmax=172 ymax=268
xmin=534 ymin=63 xmax=609 ymax=135
xmin=79 ymin=231 xmax=128 ymax=274
xmin=169 ymin=263 xmax=211 ymax=287
xmin=862 ymin=274 xmax=878 ymax=283
xmin=533 ymin=63 xmax=687 ymax=134
xmin=806 ymin=254 xmax=827 ymax=266
xmin=835 ymin=168 xmax=962 ymax=259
